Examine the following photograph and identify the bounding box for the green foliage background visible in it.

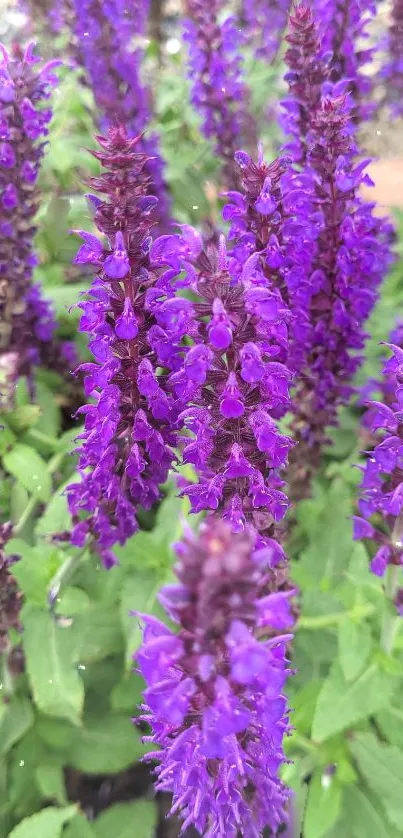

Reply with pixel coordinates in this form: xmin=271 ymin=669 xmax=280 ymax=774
xmin=1 ymin=26 xmax=403 ymax=838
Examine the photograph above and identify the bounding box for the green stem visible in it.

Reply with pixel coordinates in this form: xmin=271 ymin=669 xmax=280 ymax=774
xmin=298 ymin=603 xmax=375 ymax=630
xmin=381 ymin=564 xmax=400 ymax=655
xmin=48 ymin=551 xmax=84 ymax=609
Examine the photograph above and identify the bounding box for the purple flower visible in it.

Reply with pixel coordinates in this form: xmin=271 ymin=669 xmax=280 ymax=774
xmin=381 ymin=0 xmax=403 ymax=116
xmin=67 ymin=126 xmax=181 ymax=568
xmin=281 ymin=5 xmax=329 ymax=166
xmin=137 ymin=517 xmax=293 ymax=836
xmin=287 ymin=95 xmax=393 ymax=497
xmin=162 ymin=232 xmax=294 ymax=549
xmin=355 ymin=344 xmax=403 ymax=579
xmin=313 ymin=0 xmax=376 ymax=122
xmin=0 ymin=42 xmax=65 ymax=400
xmin=71 ymin=0 xmax=170 ymax=224
xmin=243 ymin=0 xmax=292 ymax=63
xmin=183 ymin=0 xmax=251 ymax=188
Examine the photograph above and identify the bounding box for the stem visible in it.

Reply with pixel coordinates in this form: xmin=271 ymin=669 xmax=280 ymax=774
xmin=298 ymin=603 xmax=375 ymax=630
xmin=381 ymin=564 xmax=400 ymax=655
xmin=48 ymin=551 xmax=84 ymax=609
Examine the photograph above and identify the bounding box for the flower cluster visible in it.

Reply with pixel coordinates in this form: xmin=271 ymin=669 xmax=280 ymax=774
xmin=243 ymin=0 xmax=292 ymax=63
xmin=72 ymin=0 xmax=169 ymax=223
xmin=354 ymin=344 xmax=403 ymax=580
xmin=183 ymin=0 xmax=249 ymax=188
xmin=281 ymin=4 xmax=329 ymax=166
xmin=381 ymin=0 xmax=403 ymax=117
xmin=225 ymin=146 xmax=317 ymax=376
xmin=67 ymin=126 xmax=180 ymax=568
xmin=0 ymin=43 xmax=65 ymax=399
xmin=137 ymin=517 xmax=293 ymax=837
xmin=314 ymin=0 xmax=376 ymax=121
xmin=288 ymin=94 xmax=393 ymax=496
xmin=156 ymin=231 xmax=294 ymax=553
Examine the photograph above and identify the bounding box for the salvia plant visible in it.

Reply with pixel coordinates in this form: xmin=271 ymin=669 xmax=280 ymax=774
xmin=0 ymin=2 xmax=403 ymax=838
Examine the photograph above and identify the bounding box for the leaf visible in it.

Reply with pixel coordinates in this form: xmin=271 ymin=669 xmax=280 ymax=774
xmin=296 ymin=478 xmax=355 ymax=583
xmin=8 ymin=805 xmax=77 ymax=838
xmin=35 ymin=482 xmax=72 ymax=538
xmin=22 ymin=605 xmax=84 ymax=725
xmin=338 ymin=785 xmax=394 ymax=838
xmin=71 ymin=606 xmax=123 ymax=662
xmin=349 ymin=732 xmax=403 ymax=830
xmin=36 ymin=763 xmax=67 ymax=804
xmin=377 ymin=703 xmax=403 ymax=750
xmin=311 ymin=663 xmax=397 ymax=742
xmin=3 ymin=444 xmax=51 ymax=501
xmin=8 ymin=540 xmax=60 ymax=605
xmin=7 ymin=405 xmax=41 ymax=434
xmin=111 ymin=672 xmax=145 ymax=713
xmin=290 ymin=680 xmax=323 ymax=736
xmin=304 ymin=773 xmax=342 ymax=838
xmin=120 ymin=572 xmax=160 ymax=668
xmin=0 ymin=698 xmax=34 ymax=756
xmin=94 ymin=800 xmax=158 ymax=838
xmin=64 ymin=814 xmax=96 ymax=838
xmin=338 ymin=618 xmax=372 ymax=681
xmin=67 ymin=714 xmax=146 ymax=774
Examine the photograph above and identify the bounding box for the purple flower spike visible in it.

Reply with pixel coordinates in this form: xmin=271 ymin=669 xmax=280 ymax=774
xmin=137 ymin=517 xmax=293 ymax=837
xmin=313 ymin=0 xmax=376 ymax=122
xmin=0 ymin=42 xmax=73 ymax=401
xmin=381 ymin=0 xmax=403 ymax=117
xmin=71 ymin=0 xmax=170 ymax=224
xmin=286 ymin=92 xmax=393 ymax=497
xmin=355 ymin=344 xmax=403 ymax=581
xmin=243 ymin=0 xmax=292 ymax=63
xmin=183 ymin=0 xmax=251 ymax=188
xmin=67 ymin=127 xmax=182 ymax=567
xmin=165 ymin=234 xmax=294 ymax=549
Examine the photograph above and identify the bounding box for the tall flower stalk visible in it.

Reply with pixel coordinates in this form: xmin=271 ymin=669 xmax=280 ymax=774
xmin=137 ymin=516 xmax=293 ymax=836
xmin=381 ymin=0 xmax=403 ymax=117
xmin=71 ymin=0 xmax=170 ymax=223
xmin=183 ymin=0 xmax=250 ymax=188
xmin=0 ymin=43 xmax=72 ymax=403
xmin=67 ymin=126 xmax=180 ymax=568
xmin=314 ymin=0 xmax=375 ymax=121
xmin=243 ymin=0 xmax=292 ymax=63
xmin=157 ymin=231 xmax=293 ymax=556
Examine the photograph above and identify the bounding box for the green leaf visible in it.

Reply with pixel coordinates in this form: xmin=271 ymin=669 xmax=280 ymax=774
xmin=311 ymin=663 xmax=397 ymax=742
xmin=304 ymin=773 xmax=342 ymax=838
xmin=68 ymin=714 xmax=146 ymax=774
xmin=349 ymin=732 xmax=403 ymax=830
xmin=111 ymin=672 xmax=144 ymax=713
xmin=120 ymin=572 xmax=160 ymax=668
xmin=35 ymin=482 xmax=72 ymax=538
xmin=296 ymin=479 xmax=355 ymax=583
xmin=8 ymin=805 xmax=77 ymax=838
xmin=8 ymin=540 xmax=60 ymax=605
xmin=376 ymin=703 xmax=403 ymax=750
xmin=71 ymin=606 xmax=123 ymax=662
xmin=337 ymin=785 xmax=394 ymax=838
xmin=3 ymin=444 xmax=52 ymax=501
xmin=22 ymin=606 xmax=84 ymax=725
xmin=291 ymin=680 xmax=323 ymax=736
xmin=0 ymin=420 xmax=16 ymax=455
xmin=64 ymin=813 xmax=96 ymax=838
xmin=36 ymin=763 xmax=67 ymax=805
xmin=338 ymin=618 xmax=372 ymax=681
xmin=94 ymin=800 xmax=158 ymax=838
xmin=7 ymin=405 xmax=42 ymax=434
xmin=0 ymin=698 xmax=34 ymax=756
